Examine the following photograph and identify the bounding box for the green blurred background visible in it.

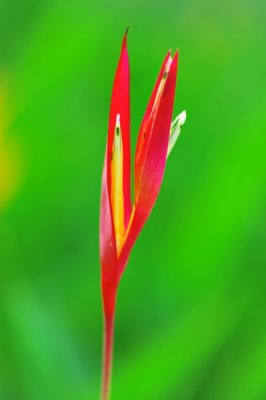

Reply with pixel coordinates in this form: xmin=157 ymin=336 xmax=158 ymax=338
xmin=0 ymin=0 xmax=265 ymax=399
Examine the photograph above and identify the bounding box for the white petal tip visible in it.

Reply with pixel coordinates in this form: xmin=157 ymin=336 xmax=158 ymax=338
xmin=179 ymin=110 xmax=187 ymax=126
xmin=167 ymin=109 xmax=187 ymax=158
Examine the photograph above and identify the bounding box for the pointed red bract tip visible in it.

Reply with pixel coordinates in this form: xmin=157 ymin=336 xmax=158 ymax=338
xmin=134 ymin=50 xmax=174 ymax=194
xmin=117 ymin=50 xmax=178 ymax=277
xmin=100 ymin=33 xmax=131 ymax=293
xmin=107 ymin=31 xmax=131 ymax=227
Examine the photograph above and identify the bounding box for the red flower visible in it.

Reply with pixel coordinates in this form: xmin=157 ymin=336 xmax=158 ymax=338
xmin=100 ymin=30 xmax=186 ymax=400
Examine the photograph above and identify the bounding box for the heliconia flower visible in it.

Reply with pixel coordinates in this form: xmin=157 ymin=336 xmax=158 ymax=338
xmin=100 ymin=30 xmax=186 ymax=400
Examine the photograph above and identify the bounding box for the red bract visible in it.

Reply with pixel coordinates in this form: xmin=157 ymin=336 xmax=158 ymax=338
xmin=100 ymin=31 xmax=186 ymax=400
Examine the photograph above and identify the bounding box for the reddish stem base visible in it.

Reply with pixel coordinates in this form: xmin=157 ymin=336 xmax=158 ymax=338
xmin=101 ymin=312 xmax=115 ymax=400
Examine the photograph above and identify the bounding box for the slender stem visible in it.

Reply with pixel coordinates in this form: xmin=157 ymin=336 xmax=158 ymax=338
xmin=101 ymin=311 xmax=115 ymax=400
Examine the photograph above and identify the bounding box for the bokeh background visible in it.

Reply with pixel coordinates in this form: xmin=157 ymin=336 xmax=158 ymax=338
xmin=0 ymin=0 xmax=265 ymax=399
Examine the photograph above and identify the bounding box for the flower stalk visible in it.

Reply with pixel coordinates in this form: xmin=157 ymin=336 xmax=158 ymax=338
xmin=100 ymin=30 xmax=186 ymax=400
xmin=101 ymin=307 xmax=115 ymax=400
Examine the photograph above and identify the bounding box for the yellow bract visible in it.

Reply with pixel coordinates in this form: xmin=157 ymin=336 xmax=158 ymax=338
xmin=111 ymin=114 xmax=125 ymax=255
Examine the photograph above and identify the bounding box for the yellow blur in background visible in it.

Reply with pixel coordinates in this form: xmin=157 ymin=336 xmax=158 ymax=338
xmin=0 ymin=82 xmax=22 ymax=210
